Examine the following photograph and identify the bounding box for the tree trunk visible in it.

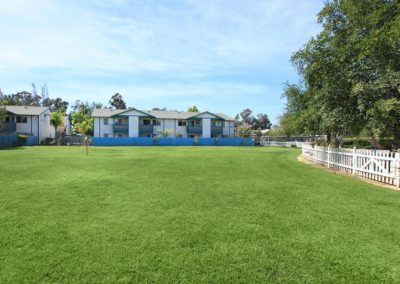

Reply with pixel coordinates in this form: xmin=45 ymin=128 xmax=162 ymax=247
xmin=393 ymin=131 xmax=400 ymax=150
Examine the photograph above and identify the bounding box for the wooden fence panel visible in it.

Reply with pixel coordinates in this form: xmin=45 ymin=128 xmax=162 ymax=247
xmin=302 ymin=144 xmax=400 ymax=187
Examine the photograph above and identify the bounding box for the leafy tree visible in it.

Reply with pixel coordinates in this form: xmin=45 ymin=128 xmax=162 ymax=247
xmin=239 ymin=108 xmax=254 ymax=125
xmin=235 ymin=108 xmax=271 ymax=130
xmin=187 ymin=106 xmax=199 ymax=112
xmin=0 ymin=91 xmax=41 ymax=106
xmin=253 ymin=113 xmax=272 ymax=130
xmin=0 ymin=107 xmax=6 ymax=132
xmin=285 ymin=0 xmax=400 ymax=146
xmin=43 ymin=97 xmax=69 ymax=114
xmin=236 ymin=125 xmax=252 ymax=138
xmin=109 ymin=93 xmax=126 ymax=109
xmin=70 ymin=100 xmax=100 ymax=136
xmin=72 ymin=112 xmax=93 ymax=135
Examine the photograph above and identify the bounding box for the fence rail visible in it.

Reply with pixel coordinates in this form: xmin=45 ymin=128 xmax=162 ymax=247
xmin=261 ymin=140 xmax=304 ymax=148
xmin=302 ymin=144 xmax=400 ymax=188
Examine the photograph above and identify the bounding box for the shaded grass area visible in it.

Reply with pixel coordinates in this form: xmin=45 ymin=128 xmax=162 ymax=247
xmin=1 ymin=146 xmax=400 ymax=283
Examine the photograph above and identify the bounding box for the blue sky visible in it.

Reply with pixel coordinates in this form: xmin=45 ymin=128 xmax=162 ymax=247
xmin=0 ymin=0 xmax=324 ymax=123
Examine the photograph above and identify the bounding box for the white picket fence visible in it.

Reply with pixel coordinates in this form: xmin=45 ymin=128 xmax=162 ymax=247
xmin=261 ymin=140 xmax=304 ymax=148
xmin=302 ymin=144 xmax=400 ymax=187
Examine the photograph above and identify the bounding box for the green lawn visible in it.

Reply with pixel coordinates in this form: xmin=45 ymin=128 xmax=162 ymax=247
xmin=1 ymin=146 xmax=400 ymax=283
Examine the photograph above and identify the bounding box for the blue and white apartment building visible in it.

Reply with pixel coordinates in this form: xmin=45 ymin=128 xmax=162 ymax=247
xmin=92 ymin=108 xmax=235 ymax=138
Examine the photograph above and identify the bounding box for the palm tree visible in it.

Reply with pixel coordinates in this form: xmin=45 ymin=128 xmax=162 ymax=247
xmin=50 ymin=112 xmax=64 ymax=145
xmin=158 ymin=129 xmax=171 ymax=137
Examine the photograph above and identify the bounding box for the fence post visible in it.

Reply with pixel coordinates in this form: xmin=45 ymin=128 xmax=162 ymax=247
xmin=396 ymin=153 xmax=400 ymax=188
xmin=352 ymin=146 xmax=357 ymax=175
xmin=327 ymin=146 xmax=331 ymax=168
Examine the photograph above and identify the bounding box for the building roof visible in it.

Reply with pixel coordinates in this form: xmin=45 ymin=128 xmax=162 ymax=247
xmin=92 ymin=108 xmax=234 ymax=121
xmin=2 ymin=106 xmax=49 ymax=116
xmin=92 ymin=108 xmax=128 ymax=117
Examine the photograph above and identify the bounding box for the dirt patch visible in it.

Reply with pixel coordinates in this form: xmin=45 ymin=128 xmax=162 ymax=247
xmin=297 ymin=155 xmax=400 ymax=191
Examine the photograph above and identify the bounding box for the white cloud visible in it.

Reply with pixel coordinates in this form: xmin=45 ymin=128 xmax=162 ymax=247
xmin=0 ymin=0 xmax=324 ymax=121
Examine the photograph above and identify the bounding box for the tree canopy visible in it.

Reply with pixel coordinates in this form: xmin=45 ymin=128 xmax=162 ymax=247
xmin=280 ymin=0 xmax=400 ymax=146
xmin=109 ymin=93 xmax=127 ymax=109
xmin=187 ymin=106 xmax=199 ymax=112
xmin=235 ymin=108 xmax=272 ymax=130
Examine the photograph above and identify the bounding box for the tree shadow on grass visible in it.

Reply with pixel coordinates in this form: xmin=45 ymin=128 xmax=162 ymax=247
xmin=0 ymin=147 xmax=26 ymax=151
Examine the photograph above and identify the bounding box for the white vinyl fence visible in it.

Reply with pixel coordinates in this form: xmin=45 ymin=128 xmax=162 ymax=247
xmin=302 ymin=144 xmax=400 ymax=187
xmin=261 ymin=140 xmax=304 ymax=148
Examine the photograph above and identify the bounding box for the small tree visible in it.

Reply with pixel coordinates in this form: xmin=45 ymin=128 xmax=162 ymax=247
xmin=158 ymin=129 xmax=172 ymax=137
xmin=50 ymin=112 xmax=64 ymax=144
xmin=237 ymin=125 xmax=252 ymax=138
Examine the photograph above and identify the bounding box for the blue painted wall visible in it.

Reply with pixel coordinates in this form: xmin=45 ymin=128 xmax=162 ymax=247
xmin=0 ymin=134 xmax=38 ymax=147
xmin=92 ymin=137 xmax=254 ymax=146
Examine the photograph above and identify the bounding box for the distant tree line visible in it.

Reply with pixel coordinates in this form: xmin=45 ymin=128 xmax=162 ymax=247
xmin=277 ymin=0 xmax=400 ymax=147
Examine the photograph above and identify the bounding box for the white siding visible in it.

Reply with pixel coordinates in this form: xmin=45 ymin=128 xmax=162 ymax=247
xmin=223 ymin=121 xmax=235 ymax=137
xmin=102 ymin=118 xmax=114 ymax=137
xmin=128 ymin=116 xmax=139 ymax=137
xmin=202 ymin=118 xmax=211 ymax=138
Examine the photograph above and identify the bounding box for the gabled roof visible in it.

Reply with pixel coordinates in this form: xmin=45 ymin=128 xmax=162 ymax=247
xmin=92 ymin=108 xmax=235 ymax=121
xmin=2 ymin=106 xmax=49 ymax=116
xmin=92 ymin=108 xmax=154 ymax=117
xmin=186 ymin=111 xmax=227 ymax=120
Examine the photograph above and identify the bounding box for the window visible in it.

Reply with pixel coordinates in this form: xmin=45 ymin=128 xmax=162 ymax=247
xmin=142 ymin=119 xmax=151 ymax=125
xmin=178 ymin=120 xmax=187 ymax=126
xmin=152 ymin=120 xmax=161 ymax=126
xmin=16 ymin=116 xmax=27 ymax=123
xmin=117 ymin=134 xmax=123 ymax=137
xmin=189 ymin=120 xmax=200 ymax=126
xmin=213 ymin=121 xmax=224 ymax=127
xmin=104 ymin=118 xmax=108 ymax=125
xmin=5 ymin=116 xmax=10 ymax=122
xmin=104 ymin=133 xmax=109 ymax=137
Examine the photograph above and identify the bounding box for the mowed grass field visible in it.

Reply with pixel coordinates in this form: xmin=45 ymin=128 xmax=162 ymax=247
xmin=1 ymin=146 xmax=400 ymax=283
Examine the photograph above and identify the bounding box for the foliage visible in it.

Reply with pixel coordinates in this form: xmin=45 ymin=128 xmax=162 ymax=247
xmin=50 ymin=112 xmax=64 ymax=133
xmin=284 ymin=0 xmax=400 ymax=146
xmin=50 ymin=112 xmax=64 ymax=144
xmin=0 ymin=91 xmax=42 ymax=106
xmin=236 ymin=125 xmax=252 ymax=138
xmin=158 ymin=129 xmax=172 ymax=137
xmin=109 ymin=93 xmax=127 ymax=109
xmin=235 ymin=108 xmax=271 ymax=130
xmin=17 ymin=133 xmax=28 ymax=141
xmin=187 ymin=106 xmax=199 ymax=112
xmin=69 ymin=101 xmax=101 ymax=136
xmin=0 ymin=107 xmax=6 ymax=132
xmin=72 ymin=112 xmax=93 ymax=135
xmin=42 ymin=97 xmax=69 ymax=114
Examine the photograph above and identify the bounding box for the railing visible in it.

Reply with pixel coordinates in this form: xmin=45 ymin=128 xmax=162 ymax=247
xmin=302 ymin=144 xmax=400 ymax=188
xmin=211 ymin=126 xmax=223 ymax=135
xmin=113 ymin=124 xmax=129 ymax=132
xmin=261 ymin=140 xmax=304 ymax=147
xmin=139 ymin=125 xmax=154 ymax=134
xmin=187 ymin=126 xmax=202 ymax=135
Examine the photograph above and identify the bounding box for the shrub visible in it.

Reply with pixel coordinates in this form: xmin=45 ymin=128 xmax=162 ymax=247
xmin=237 ymin=125 xmax=252 ymax=138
